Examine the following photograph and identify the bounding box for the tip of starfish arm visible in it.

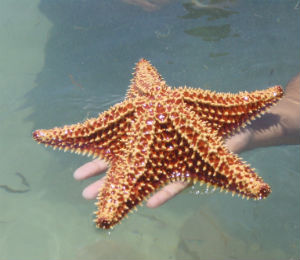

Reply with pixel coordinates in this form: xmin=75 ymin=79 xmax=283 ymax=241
xmin=258 ymin=183 xmax=271 ymax=199
xmin=95 ymin=218 xmax=114 ymax=229
xmin=273 ymin=85 xmax=284 ymax=95
xmin=266 ymin=85 xmax=284 ymax=101
xmin=32 ymin=129 xmax=48 ymax=144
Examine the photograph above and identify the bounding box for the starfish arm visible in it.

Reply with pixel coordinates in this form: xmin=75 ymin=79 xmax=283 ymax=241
xmin=32 ymin=100 xmax=136 ymax=161
xmin=176 ymin=85 xmax=284 ymax=137
xmin=94 ymin=111 xmax=158 ymax=229
xmin=126 ymin=59 xmax=171 ymax=99
xmin=166 ymin=107 xmax=271 ymax=199
xmin=94 ymin=156 xmax=139 ymax=229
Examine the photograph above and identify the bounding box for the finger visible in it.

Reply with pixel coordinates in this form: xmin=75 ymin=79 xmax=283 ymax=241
xmin=146 ymin=182 xmax=189 ymax=208
xmin=73 ymin=159 xmax=108 ymax=180
xmin=82 ymin=178 xmax=106 ymax=200
xmin=225 ymin=128 xmax=252 ymax=154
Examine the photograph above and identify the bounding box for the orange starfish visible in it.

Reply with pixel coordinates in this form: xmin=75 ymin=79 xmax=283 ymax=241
xmin=33 ymin=59 xmax=283 ymax=229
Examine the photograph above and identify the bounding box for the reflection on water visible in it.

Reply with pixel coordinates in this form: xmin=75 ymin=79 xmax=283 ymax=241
xmin=181 ymin=1 xmax=238 ymax=20
xmin=181 ymin=1 xmax=239 ymax=41
xmin=185 ymin=24 xmax=238 ymax=41
xmin=0 ymin=0 xmax=299 ymax=259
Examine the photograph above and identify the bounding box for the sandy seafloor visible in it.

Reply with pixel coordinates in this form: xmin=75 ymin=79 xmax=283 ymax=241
xmin=0 ymin=0 xmax=299 ymax=259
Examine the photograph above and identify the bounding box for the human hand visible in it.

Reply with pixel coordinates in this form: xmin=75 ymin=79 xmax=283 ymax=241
xmin=74 ymin=159 xmax=189 ymax=208
xmin=226 ymin=73 xmax=300 ymax=153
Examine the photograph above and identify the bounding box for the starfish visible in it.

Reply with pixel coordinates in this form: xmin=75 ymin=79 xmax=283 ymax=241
xmin=33 ymin=59 xmax=283 ymax=229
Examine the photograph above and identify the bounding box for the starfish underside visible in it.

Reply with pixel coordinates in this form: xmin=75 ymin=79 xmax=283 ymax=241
xmin=33 ymin=59 xmax=283 ymax=229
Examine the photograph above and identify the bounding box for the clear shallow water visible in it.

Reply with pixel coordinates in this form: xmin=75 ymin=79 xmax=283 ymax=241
xmin=0 ymin=0 xmax=299 ymax=259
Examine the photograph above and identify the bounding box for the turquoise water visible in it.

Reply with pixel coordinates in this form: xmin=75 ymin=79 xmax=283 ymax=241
xmin=0 ymin=0 xmax=299 ymax=259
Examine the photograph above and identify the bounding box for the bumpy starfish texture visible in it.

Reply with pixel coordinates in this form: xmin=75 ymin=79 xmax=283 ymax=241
xmin=33 ymin=59 xmax=283 ymax=229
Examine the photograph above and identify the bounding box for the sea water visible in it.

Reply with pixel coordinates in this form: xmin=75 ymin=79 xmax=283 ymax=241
xmin=0 ymin=0 xmax=299 ymax=259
